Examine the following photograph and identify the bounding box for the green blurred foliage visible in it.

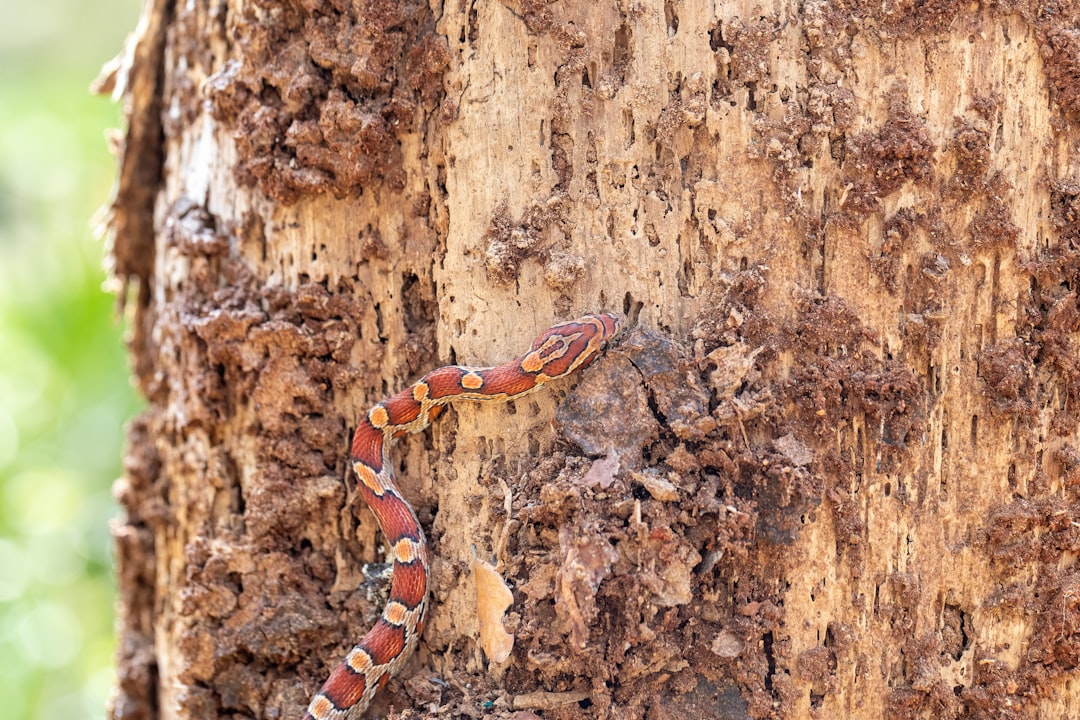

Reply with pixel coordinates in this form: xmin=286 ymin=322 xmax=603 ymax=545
xmin=0 ymin=0 xmax=144 ymax=718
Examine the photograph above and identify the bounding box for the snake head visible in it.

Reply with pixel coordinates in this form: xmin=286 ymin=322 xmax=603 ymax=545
xmin=589 ymin=312 xmax=623 ymax=343
xmin=521 ymin=313 xmax=623 ymax=378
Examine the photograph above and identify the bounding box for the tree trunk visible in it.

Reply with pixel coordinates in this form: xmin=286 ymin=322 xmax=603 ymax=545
xmin=102 ymin=1 xmax=1080 ymax=719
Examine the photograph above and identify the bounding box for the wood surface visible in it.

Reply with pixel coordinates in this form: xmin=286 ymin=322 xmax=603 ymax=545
xmin=102 ymin=1 xmax=1080 ymax=718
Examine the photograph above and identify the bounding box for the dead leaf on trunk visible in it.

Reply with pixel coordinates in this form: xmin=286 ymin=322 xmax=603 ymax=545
xmin=471 ymin=549 xmax=515 ymax=664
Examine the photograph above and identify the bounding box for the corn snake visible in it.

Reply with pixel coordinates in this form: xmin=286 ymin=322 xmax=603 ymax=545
xmin=304 ymin=313 xmax=622 ymax=720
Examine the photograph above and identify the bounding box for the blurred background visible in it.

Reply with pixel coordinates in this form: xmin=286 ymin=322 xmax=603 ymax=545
xmin=0 ymin=0 xmax=144 ymax=718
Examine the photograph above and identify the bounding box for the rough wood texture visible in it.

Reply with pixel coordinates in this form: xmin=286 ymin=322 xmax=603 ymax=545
xmin=103 ymin=1 xmax=1080 ymax=719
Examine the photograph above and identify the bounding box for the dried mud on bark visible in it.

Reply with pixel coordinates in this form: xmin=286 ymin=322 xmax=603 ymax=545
xmin=204 ymin=0 xmax=448 ymax=203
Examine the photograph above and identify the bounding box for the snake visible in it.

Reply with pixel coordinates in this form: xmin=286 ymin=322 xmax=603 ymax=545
xmin=304 ymin=312 xmax=622 ymax=720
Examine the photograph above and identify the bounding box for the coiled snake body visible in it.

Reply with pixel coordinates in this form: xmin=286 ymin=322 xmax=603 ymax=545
xmin=304 ymin=313 xmax=622 ymax=719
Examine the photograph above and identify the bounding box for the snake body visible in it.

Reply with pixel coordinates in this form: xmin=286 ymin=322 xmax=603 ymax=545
xmin=304 ymin=313 xmax=622 ymax=720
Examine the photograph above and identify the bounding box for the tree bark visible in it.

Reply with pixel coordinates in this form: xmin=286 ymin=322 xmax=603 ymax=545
xmin=103 ymin=1 xmax=1080 ymax=719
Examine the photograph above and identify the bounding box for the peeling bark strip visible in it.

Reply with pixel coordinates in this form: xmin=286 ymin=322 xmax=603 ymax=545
xmin=104 ymin=0 xmax=1080 ymax=719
